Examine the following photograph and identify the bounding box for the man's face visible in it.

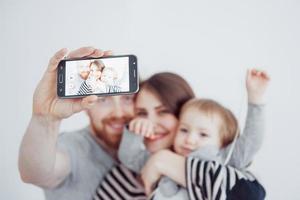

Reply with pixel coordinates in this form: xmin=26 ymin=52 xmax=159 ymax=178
xmin=87 ymin=95 xmax=135 ymax=144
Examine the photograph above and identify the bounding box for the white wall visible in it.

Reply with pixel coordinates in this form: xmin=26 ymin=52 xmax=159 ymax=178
xmin=1 ymin=0 xmax=299 ymax=199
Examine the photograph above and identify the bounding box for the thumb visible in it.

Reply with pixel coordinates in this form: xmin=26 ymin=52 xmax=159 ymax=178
xmin=72 ymin=95 xmax=98 ymax=113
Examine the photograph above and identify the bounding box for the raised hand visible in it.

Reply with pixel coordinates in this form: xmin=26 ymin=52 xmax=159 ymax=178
xmin=246 ymin=69 xmax=270 ymax=104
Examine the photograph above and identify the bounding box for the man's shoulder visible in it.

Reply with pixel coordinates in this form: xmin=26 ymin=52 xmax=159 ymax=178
xmin=57 ymin=127 xmax=92 ymax=151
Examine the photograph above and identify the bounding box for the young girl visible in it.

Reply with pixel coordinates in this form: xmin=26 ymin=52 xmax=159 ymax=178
xmin=141 ymin=69 xmax=269 ymax=200
xmin=99 ymin=67 xmax=122 ymax=93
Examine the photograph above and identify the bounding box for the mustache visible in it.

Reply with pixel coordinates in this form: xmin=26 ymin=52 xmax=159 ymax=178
xmin=104 ymin=116 xmax=132 ymax=124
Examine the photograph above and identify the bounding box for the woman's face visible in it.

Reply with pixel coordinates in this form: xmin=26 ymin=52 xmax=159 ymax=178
xmin=90 ymin=63 xmax=102 ymax=79
xmin=135 ymin=88 xmax=178 ymax=153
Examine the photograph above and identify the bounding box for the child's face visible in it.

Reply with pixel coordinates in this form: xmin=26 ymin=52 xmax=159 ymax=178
xmin=173 ymin=108 xmax=222 ymax=157
xmin=101 ymin=69 xmax=115 ymax=84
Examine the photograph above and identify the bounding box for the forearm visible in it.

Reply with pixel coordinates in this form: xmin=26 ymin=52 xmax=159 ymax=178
xmin=156 ymin=150 xmax=186 ymax=187
xmin=227 ymin=103 xmax=265 ymax=168
xmin=18 ymin=115 xmax=61 ymax=184
xmin=118 ymin=129 xmax=149 ymax=172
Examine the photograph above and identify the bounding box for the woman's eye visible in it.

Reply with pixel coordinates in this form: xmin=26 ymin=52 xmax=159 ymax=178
xmin=179 ymin=128 xmax=188 ymax=133
xmin=158 ymin=109 xmax=170 ymax=115
xmin=136 ymin=112 xmax=147 ymax=117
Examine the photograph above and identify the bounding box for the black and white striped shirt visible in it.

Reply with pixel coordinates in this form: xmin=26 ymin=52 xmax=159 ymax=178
xmin=186 ymin=158 xmax=266 ymax=200
xmin=93 ymin=160 xmax=265 ymax=200
xmin=78 ymin=81 xmax=93 ymax=95
xmin=93 ymin=165 xmax=147 ymax=200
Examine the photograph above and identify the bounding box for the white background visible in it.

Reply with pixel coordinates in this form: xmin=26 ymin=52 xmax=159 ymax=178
xmin=1 ymin=0 xmax=299 ymax=199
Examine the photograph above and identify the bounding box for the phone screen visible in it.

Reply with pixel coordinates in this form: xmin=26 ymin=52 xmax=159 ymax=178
xmin=64 ymin=57 xmax=131 ymax=97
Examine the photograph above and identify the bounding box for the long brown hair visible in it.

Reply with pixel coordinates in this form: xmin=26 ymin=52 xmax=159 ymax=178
xmin=139 ymin=72 xmax=195 ymax=117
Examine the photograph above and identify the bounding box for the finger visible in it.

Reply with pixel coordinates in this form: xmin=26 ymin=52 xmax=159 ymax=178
xmin=47 ymin=48 xmax=68 ymax=72
xmin=261 ymin=71 xmax=271 ymax=80
xmin=129 ymin=120 xmax=135 ymax=132
xmin=257 ymin=71 xmax=262 ymax=77
xmin=129 ymin=119 xmax=139 ymax=133
xmin=67 ymin=46 xmax=97 ymax=59
xmin=147 ymin=123 xmax=155 ymax=138
xmin=103 ymin=50 xmax=113 ymax=57
xmin=252 ymin=68 xmax=258 ymax=75
xmin=140 ymin=121 xmax=148 ymax=137
xmin=89 ymin=49 xmax=104 ymax=58
xmin=135 ymin=120 xmax=142 ymax=135
xmin=145 ymin=123 xmax=152 ymax=138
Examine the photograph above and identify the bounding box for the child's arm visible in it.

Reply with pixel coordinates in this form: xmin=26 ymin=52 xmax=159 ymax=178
xmin=118 ymin=118 xmax=154 ymax=173
xmin=221 ymin=69 xmax=270 ymax=169
xmin=140 ymin=150 xmax=186 ymax=196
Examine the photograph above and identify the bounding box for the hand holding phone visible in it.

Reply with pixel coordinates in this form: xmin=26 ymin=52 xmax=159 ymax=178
xmin=57 ymin=55 xmax=139 ymax=98
xmin=32 ymin=47 xmax=113 ymax=121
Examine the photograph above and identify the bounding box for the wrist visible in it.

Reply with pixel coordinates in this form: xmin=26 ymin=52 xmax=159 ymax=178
xmin=248 ymin=94 xmax=265 ymax=105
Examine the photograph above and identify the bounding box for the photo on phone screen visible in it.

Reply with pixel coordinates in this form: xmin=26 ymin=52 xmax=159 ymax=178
xmin=57 ymin=55 xmax=138 ymax=98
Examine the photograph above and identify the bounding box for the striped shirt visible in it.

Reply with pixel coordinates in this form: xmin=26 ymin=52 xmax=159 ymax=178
xmin=93 ymin=165 xmax=147 ymax=200
xmin=186 ymin=158 xmax=265 ymax=200
xmin=78 ymin=81 xmax=93 ymax=95
xmin=93 ymin=160 xmax=265 ymax=200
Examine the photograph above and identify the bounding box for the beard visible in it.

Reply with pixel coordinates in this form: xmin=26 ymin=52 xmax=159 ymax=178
xmin=91 ymin=115 xmax=132 ymax=149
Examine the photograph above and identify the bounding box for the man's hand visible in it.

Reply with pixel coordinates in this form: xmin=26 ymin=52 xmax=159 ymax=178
xmin=33 ymin=47 xmax=112 ymax=121
xmin=246 ymin=69 xmax=270 ymax=104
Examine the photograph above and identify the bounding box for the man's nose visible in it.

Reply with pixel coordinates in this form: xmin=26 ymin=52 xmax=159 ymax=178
xmin=112 ymin=97 xmax=125 ymax=118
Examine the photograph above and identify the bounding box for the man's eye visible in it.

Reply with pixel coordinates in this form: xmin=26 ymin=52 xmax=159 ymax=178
xmin=123 ymin=96 xmax=134 ymax=102
xmin=98 ymin=97 xmax=107 ymax=102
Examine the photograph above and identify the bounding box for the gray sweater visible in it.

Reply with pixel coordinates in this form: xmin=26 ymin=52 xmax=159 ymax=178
xmin=118 ymin=103 xmax=265 ymax=200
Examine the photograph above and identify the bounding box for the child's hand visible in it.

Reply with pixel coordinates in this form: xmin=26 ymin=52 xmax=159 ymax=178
xmin=129 ymin=118 xmax=155 ymax=138
xmin=246 ymin=69 xmax=270 ymax=104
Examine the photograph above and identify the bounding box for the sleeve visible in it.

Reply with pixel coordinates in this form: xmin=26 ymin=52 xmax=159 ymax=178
xmin=93 ymin=164 xmax=146 ymax=200
xmin=118 ymin=128 xmax=150 ymax=173
xmin=220 ymin=103 xmax=265 ymax=169
xmin=157 ymin=176 xmax=180 ymax=197
xmin=56 ymin=132 xmax=79 ymax=185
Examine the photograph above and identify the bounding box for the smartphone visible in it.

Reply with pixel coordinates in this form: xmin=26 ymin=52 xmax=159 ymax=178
xmin=57 ymin=55 xmax=138 ymax=98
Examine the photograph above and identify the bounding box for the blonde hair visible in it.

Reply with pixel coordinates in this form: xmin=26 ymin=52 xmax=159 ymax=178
xmin=180 ymin=98 xmax=239 ymax=148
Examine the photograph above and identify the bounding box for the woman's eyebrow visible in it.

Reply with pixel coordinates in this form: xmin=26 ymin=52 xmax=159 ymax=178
xmin=155 ymin=105 xmax=166 ymax=110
